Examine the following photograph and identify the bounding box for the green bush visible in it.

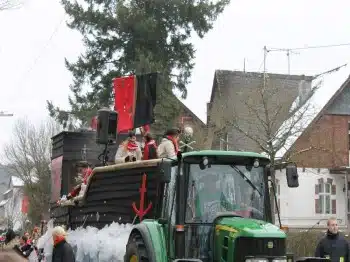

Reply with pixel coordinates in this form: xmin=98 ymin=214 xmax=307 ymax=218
xmin=287 ymin=230 xmax=350 ymax=258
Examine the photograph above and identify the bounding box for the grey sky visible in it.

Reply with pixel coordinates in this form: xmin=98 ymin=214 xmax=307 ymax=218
xmin=0 ymin=0 xmax=349 ymax=152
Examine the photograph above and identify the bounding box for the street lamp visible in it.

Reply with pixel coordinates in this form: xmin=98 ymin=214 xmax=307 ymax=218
xmin=179 ymin=125 xmax=196 ymax=153
xmin=0 ymin=111 xmax=13 ymax=117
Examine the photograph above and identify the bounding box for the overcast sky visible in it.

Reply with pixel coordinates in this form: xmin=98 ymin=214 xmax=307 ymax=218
xmin=0 ymin=0 xmax=350 ymax=153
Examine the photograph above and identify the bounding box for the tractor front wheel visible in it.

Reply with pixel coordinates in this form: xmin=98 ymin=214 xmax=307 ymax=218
xmin=125 ymin=234 xmax=150 ymax=262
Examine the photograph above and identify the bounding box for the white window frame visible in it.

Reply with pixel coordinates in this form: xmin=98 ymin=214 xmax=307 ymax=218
xmin=318 ymin=182 xmax=332 ymax=215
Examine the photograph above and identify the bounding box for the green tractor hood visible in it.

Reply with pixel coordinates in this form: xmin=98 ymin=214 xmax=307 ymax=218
xmin=216 ymin=217 xmax=286 ymax=238
xmin=213 ymin=217 xmax=287 ymax=261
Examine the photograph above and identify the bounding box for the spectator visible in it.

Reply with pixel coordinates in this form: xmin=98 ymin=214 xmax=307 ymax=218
xmin=315 ymin=217 xmax=350 ymax=262
xmin=52 ymin=226 xmax=75 ymax=262
xmin=19 ymin=236 xmax=31 ymax=252
xmin=3 ymin=229 xmax=19 ymax=249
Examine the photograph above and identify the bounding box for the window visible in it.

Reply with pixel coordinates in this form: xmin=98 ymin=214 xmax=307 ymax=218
xmin=315 ymin=178 xmax=336 ymax=214
xmin=162 ymin=166 xmax=177 ymax=224
xmin=275 ymin=179 xmax=281 ymax=214
xmin=185 ymin=164 xmax=265 ymax=223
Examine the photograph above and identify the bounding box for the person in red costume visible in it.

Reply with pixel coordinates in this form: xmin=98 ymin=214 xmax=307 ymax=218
xmin=142 ymin=133 xmax=158 ymax=160
xmin=115 ymin=130 xmax=142 ymax=163
xmin=157 ymin=128 xmax=181 ymax=158
xmin=66 ymin=161 xmax=93 ymax=200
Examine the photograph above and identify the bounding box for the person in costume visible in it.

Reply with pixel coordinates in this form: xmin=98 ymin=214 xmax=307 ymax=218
xmin=66 ymin=161 xmax=93 ymax=201
xmin=142 ymin=133 xmax=158 ymax=160
xmin=157 ymin=128 xmax=180 ymax=158
xmin=115 ymin=130 xmax=142 ymax=163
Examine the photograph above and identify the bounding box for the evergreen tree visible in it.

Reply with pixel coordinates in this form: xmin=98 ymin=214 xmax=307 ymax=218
xmin=47 ymin=0 xmax=230 ymax=131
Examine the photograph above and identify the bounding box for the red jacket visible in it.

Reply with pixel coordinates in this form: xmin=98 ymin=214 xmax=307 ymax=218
xmin=143 ymin=140 xmax=157 ymax=160
xmin=83 ymin=167 xmax=93 ymax=184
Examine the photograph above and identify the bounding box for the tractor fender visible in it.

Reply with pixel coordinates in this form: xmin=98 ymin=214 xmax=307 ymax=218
xmin=131 ymin=221 xmax=168 ymax=262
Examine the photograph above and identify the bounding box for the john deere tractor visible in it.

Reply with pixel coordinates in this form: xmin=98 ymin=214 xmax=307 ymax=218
xmin=122 ymin=151 xmax=298 ymax=262
xmin=49 ymin=108 xmax=325 ymax=262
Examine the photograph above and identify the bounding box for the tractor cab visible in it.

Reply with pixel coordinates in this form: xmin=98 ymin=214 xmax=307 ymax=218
xmin=168 ymin=151 xmax=299 ymax=262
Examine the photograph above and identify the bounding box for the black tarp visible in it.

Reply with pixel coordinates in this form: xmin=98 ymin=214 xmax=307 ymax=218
xmin=133 ymin=72 xmax=157 ymax=128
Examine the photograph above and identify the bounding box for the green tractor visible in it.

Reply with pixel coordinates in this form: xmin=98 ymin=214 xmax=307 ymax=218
xmin=120 ymin=151 xmax=298 ymax=262
xmin=49 ymin=108 xmax=326 ymax=262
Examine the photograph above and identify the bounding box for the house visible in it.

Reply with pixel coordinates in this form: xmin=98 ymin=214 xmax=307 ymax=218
xmin=152 ymin=97 xmax=206 ymax=149
xmin=0 ymin=175 xmax=26 ymax=230
xmin=275 ymin=66 xmax=350 ymax=228
xmin=206 ymin=70 xmax=313 ymax=151
xmin=0 ymin=166 xmax=11 ymax=202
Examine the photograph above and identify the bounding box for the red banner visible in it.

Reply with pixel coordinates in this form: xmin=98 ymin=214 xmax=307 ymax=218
xmin=90 ymin=116 xmax=97 ymax=130
xmin=114 ymin=76 xmax=136 ymax=133
xmin=51 ymin=156 xmax=63 ymax=202
xmin=21 ymin=195 xmax=29 ymax=214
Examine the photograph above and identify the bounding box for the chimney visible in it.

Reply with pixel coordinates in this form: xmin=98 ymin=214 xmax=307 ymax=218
xmin=206 ymin=102 xmax=211 ymax=125
xmin=298 ymin=75 xmax=311 ymax=105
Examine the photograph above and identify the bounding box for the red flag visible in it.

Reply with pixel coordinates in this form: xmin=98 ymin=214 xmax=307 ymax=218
xmin=21 ymin=195 xmax=29 ymax=214
xmin=90 ymin=116 xmax=97 ymax=130
xmin=51 ymin=156 xmax=63 ymax=202
xmin=114 ymin=76 xmax=136 ymax=133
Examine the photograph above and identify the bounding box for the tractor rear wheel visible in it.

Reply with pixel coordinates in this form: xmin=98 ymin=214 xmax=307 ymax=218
xmin=125 ymin=233 xmax=150 ymax=262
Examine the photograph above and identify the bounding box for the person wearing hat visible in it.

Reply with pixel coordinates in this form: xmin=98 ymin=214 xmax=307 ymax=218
xmin=142 ymin=133 xmax=158 ymax=160
xmin=115 ymin=130 xmax=142 ymax=163
xmin=157 ymin=128 xmax=181 ymax=158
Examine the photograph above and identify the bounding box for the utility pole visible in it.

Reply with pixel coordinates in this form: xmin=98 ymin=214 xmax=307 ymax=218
xmin=263 ymin=46 xmax=268 ymax=90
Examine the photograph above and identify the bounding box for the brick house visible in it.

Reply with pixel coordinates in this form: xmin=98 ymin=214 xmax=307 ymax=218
xmin=206 ymin=70 xmax=313 ymax=151
xmin=275 ymin=68 xmax=350 ymax=228
xmin=152 ymin=97 xmax=206 ymax=150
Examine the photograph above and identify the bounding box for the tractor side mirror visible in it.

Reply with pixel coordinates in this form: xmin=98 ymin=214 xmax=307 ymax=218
xmin=286 ymin=163 xmax=299 ymax=188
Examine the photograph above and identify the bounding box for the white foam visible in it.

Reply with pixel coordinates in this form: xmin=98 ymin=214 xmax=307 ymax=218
xmin=37 ymin=220 xmax=133 ymax=262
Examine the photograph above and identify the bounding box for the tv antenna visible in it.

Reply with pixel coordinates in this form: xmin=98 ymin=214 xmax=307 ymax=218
xmin=263 ymin=46 xmax=299 ymax=75
xmin=264 ymin=42 xmax=350 ymax=75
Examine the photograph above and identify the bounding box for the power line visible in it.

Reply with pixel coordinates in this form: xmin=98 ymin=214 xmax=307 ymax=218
xmin=9 ymin=14 xmax=66 ymax=99
xmin=268 ymin=43 xmax=350 ymax=52
xmin=264 ymin=42 xmax=350 ymax=74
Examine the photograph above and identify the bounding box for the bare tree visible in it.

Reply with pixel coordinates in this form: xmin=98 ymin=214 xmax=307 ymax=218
xmin=0 ymin=0 xmax=22 ymax=11
xmin=1 ymin=118 xmax=61 ymax=224
xmin=206 ymin=66 xmax=346 ymax=219
xmin=208 ymin=65 xmax=346 ymax=164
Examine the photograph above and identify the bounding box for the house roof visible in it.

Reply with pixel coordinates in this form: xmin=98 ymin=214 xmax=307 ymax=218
xmin=209 ymin=70 xmax=314 ymax=104
xmin=276 ymin=66 xmax=350 ymax=159
xmin=0 ymin=199 xmax=9 ymax=207
xmin=11 ymin=176 xmax=24 ymax=187
xmin=178 ymin=99 xmax=206 ymax=127
xmin=3 ymin=189 xmax=12 ymax=195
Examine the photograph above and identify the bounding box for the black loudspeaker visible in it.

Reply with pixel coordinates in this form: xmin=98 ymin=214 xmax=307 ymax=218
xmin=96 ymin=108 xmax=118 ymax=145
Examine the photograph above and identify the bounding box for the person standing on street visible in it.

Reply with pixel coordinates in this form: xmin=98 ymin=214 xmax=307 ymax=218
xmin=315 ymin=217 xmax=350 ymax=262
xmin=52 ymin=226 xmax=75 ymax=262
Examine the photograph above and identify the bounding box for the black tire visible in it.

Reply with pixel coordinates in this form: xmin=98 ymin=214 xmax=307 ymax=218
xmin=124 ymin=233 xmax=150 ymax=262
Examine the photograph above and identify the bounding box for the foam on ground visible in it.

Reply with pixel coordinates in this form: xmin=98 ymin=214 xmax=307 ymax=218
xmin=37 ymin=220 xmax=133 ymax=262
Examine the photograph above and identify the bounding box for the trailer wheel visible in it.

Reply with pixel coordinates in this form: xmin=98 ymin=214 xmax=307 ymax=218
xmin=125 ymin=234 xmax=149 ymax=262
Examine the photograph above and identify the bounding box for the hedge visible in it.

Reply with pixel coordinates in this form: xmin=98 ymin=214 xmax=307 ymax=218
xmin=287 ymin=230 xmax=349 ymax=258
